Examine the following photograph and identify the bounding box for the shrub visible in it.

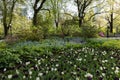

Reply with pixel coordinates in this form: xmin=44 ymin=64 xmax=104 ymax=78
xmin=16 ymin=27 xmax=43 ymax=41
xmin=81 ymin=22 xmax=99 ymax=38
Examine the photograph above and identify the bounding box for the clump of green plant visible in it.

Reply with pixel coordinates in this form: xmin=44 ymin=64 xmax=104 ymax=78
xmin=59 ymin=18 xmax=80 ymax=37
xmin=12 ymin=13 xmax=32 ymax=34
xmin=81 ymin=22 xmax=99 ymax=38
xmin=0 ymin=41 xmax=7 ymax=49
xmin=16 ymin=27 xmax=43 ymax=41
xmin=29 ymin=27 xmax=43 ymax=41
xmin=36 ymin=13 xmax=52 ymax=39
xmin=85 ymin=38 xmax=106 ymax=48
xmin=86 ymin=38 xmax=120 ymax=50
xmin=0 ymin=49 xmax=20 ymax=68
xmin=102 ymin=40 xmax=120 ymax=49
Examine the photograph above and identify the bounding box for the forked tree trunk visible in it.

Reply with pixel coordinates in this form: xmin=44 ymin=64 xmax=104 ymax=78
xmin=2 ymin=0 xmax=16 ymax=37
xmin=32 ymin=0 xmax=46 ymax=26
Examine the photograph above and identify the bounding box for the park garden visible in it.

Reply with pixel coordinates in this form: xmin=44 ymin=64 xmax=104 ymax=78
xmin=0 ymin=0 xmax=120 ymax=80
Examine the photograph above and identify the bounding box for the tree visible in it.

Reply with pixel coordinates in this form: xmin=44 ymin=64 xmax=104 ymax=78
xmin=50 ymin=0 xmax=63 ymax=28
xmin=32 ymin=0 xmax=47 ymax=26
xmin=107 ymin=8 xmax=113 ymax=33
xmin=105 ymin=0 xmax=115 ymax=33
xmin=1 ymin=0 xmax=18 ymax=37
xmin=74 ymin=0 xmax=93 ymax=27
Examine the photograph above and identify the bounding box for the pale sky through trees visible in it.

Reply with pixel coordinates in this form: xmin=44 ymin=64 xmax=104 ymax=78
xmin=12 ymin=0 xmax=120 ymax=19
xmin=66 ymin=0 xmax=77 ymax=15
xmin=25 ymin=0 xmax=78 ymax=18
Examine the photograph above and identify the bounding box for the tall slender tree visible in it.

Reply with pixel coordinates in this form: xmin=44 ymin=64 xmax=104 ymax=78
xmin=50 ymin=0 xmax=63 ymax=28
xmin=1 ymin=0 xmax=17 ymax=37
xmin=105 ymin=0 xmax=115 ymax=33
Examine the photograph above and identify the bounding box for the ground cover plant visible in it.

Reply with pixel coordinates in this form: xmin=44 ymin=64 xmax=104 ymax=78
xmin=1 ymin=0 xmax=120 ymax=80
xmin=0 ymin=39 xmax=120 ymax=80
xmin=86 ymin=38 xmax=120 ymax=49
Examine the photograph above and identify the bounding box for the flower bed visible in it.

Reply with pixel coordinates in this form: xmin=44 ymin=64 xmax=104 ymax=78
xmin=0 ymin=41 xmax=119 ymax=80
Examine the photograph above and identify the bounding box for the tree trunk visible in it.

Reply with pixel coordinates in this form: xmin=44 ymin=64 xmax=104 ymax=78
xmin=110 ymin=12 xmax=113 ymax=33
xmin=32 ymin=0 xmax=47 ymax=26
xmin=33 ymin=11 xmax=38 ymax=26
xmin=55 ymin=20 xmax=58 ymax=28
xmin=3 ymin=24 xmax=9 ymax=37
xmin=2 ymin=0 xmax=16 ymax=37
xmin=78 ymin=13 xmax=83 ymax=27
xmin=78 ymin=18 xmax=82 ymax=27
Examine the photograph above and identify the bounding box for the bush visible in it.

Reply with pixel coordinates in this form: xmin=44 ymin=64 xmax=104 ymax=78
xmin=16 ymin=27 xmax=43 ymax=41
xmin=28 ymin=28 xmax=43 ymax=41
xmin=81 ymin=22 xmax=99 ymax=38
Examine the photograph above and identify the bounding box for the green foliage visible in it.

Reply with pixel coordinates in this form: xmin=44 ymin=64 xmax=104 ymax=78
xmin=12 ymin=13 xmax=32 ymax=34
xmin=86 ymin=38 xmax=120 ymax=50
xmin=70 ymin=26 xmax=81 ymax=37
xmin=0 ymin=41 xmax=7 ymax=49
xmin=85 ymin=38 xmax=107 ymax=47
xmin=16 ymin=26 xmax=43 ymax=41
xmin=81 ymin=22 xmax=99 ymax=38
xmin=10 ymin=13 xmax=47 ymax=41
xmin=60 ymin=19 xmax=80 ymax=37
xmin=0 ymin=40 xmax=119 ymax=79
xmin=0 ymin=24 xmax=3 ymax=36
xmin=0 ymin=49 xmax=20 ymax=68
xmin=35 ymin=13 xmax=52 ymax=39
xmin=0 ymin=39 xmax=81 ymax=70
xmin=29 ymin=26 xmax=43 ymax=41
xmin=102 ymin=40 xmax=120 ymax=49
